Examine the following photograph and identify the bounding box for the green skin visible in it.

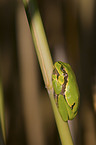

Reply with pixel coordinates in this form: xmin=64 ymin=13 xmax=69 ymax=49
xmin=52 ymin=61 xmax=79 ymax=121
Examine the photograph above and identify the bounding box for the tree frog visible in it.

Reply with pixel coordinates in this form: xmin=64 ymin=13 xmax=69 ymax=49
xmin=52 ymin=61 xmax=79 ymax=121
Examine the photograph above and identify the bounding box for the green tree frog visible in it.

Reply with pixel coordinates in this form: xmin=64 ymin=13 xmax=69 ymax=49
xmin=52 ymin=61 xmax=79 ymax=121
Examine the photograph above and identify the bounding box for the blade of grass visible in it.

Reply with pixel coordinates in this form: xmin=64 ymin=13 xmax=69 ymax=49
xmin=22 ymin=0 xmax=74 ymax=144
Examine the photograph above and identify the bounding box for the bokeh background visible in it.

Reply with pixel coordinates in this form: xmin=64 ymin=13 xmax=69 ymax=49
xmin=0 ymin=0 xmax=96 ymax=145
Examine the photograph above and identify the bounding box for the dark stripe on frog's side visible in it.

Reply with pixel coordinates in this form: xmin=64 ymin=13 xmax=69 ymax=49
xmin=57 ymin=62 xmax=68 ymax=96
xmin=53 ymin=63 xmax=76 ymax=110
xmin=57 ymin=62 xmax=76 ymax=110
xmin=53 ymin=67 xmax=59 ymax=107
xmin=53 ymin=62 xmax=68 ymax=107
xmin=71 ymin=102 xmax=75 ymax=110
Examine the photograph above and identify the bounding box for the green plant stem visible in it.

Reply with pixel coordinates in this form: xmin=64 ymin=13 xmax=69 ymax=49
xmin=22 ymin=0 xmax=74 ymax=145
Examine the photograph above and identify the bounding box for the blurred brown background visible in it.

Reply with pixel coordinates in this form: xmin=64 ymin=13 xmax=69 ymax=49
xmin=0 ymin=0 xmax=96 ymax=145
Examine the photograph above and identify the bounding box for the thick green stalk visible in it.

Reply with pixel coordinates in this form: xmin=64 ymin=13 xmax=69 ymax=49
xmin=22 ymin=0 xmax=74 ymax=145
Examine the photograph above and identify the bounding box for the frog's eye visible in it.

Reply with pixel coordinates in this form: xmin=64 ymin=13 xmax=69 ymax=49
xmin=53 ymin=68 xmax=58 ymax=75
xmin=71 ymin=103 xmax=75 ymax=110
xmin=52 ymin=68 xmax=60 ymax=81
xmin=60 ymin=65 xmax=68 ymax=79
